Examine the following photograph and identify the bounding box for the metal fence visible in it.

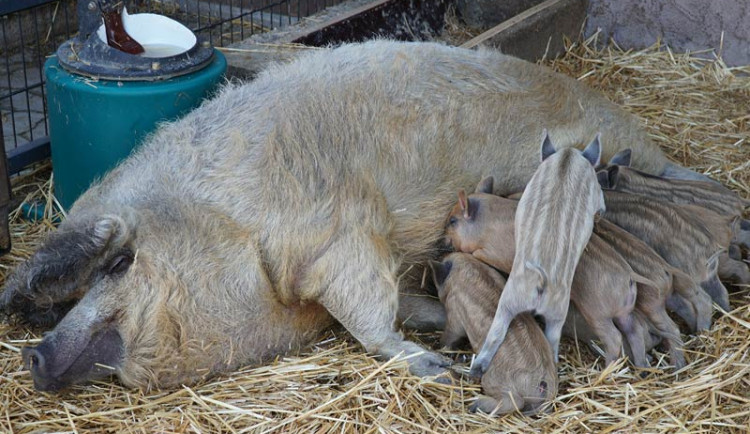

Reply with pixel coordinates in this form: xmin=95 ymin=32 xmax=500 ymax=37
xmin=0 ymin=0 xmax=345 ymax=174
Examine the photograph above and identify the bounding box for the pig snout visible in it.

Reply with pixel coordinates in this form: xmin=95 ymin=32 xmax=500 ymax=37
xmin=22 ymin=325 xmax=124 ymax=392
xmin=22 ymin=345 xmax=64 ymax=392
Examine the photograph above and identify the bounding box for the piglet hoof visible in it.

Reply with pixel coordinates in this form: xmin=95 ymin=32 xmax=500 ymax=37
xmin=468 ymin=363 xmax=485 ymax=379
xmin=634 ymin=368 xmax=655 ymax=380
xmin=447 ymin=351 xmax=472 ymax=364
xmin=432 ymin=371 xmax=454 ymax=385
xmin=670 ymin=354 xmax=687 ymax=371
xmin=467 ymin=401 xmax=482 ymax=414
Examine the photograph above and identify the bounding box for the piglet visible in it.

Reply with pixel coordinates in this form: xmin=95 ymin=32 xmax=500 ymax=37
xmin=594 ymin=218 xmax=712 ymax=333
xmin=598 ymin=158 xmax=747 ymax=219
xmin=467 ymin=132 xmax=606 ymax=378
xmin=431 ymin=253 xmax=557 ymax=415
xmin=601 ymin=190 xmax=734 ymax=311
xmin=447 ymin=179 xmax=676 ymax=369
xmin=599 ymin=160 xmax=750 ymax=283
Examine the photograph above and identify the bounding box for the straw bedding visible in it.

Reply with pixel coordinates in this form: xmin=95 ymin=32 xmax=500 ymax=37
xmin=1 ymin=36 xmax=749 ymax=433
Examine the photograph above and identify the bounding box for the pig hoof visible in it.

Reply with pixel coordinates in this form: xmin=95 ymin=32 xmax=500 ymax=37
xmin=407 ymin=351 xmax=451 ymax=378
xmin=468 ymin=364 xmax=485 ymax=379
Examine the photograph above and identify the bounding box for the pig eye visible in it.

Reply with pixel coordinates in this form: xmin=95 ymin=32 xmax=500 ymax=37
xmin=107 ymin=253 xmax=134 ymax=275
xmin=447 ymin=216 xmax=458 ymax=227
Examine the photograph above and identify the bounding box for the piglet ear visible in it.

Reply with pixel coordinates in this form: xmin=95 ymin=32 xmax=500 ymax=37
xmin=607 ymin=165 xmax=621 ymax=188
xmin=540 ymin=129 xmax=556 ymax=162
xmin=430 ymin=259 xmax=453 ymax=297
xmin=458 ymin=189 xmax=469 ymax=219
xmin=475 ymin=176 xmax=494 ymax=195
xmin=596 ymin=170 xmax=610 ymax=189
xmin=581 ymin=133 xmax=602 ymax=167
xmin=609 ymin=148 xmax=632 ymax=167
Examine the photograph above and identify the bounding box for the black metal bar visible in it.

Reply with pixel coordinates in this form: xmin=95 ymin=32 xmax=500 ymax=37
xmin=0 ymin=118 xmax=11 ymax=256
xmin=2 ymin=17 xmax=19 ymax=148
xmin=240 ymin=0 xmax=245 ymax=40
xmin=0 ymin=0 xmax=348 ymax=177
xmin=17 ymin=13 xmax=36 ymax=142
xmin=63 ymin=0 xmax=71 ymax=39
xmin=228 ymin=0 xmax=233 ymax=44
xmin=7 ymin=137 xmax=51 ymax=175
xmin=33 ymin=4 xmax=49 ymax=137
xmin=0 ymin=82 xmax=45 ymax=101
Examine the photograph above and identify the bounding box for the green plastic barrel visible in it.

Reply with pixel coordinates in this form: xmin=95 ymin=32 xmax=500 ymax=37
xmin=45 ymin=50 xmax=226 ymax=210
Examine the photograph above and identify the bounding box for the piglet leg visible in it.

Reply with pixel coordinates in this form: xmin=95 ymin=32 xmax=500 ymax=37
xmin=717 ymin=254 xmax=750 ymax=287
xmin=582 ymin=315 xmax=624 ymax=368
xmin=398 ymin=291 xmax=446 ymax=332
xmin=700 ymin=274 xmax=730 ymax=311
xmin=614 ymin=314 xmax=649 ymax=368
xmin=470 ymin=305 xmax=513 ymax=378
xmin=440 ymin=316 xmax=469 ymax=350
xmin=544 ymin=316 xmax=566 ymax=363
xmin=670 ymin=270 xmax=713 ymax=331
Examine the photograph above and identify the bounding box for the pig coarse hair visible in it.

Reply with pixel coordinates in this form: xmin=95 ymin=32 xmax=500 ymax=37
xmin=2 ymin=40 xmax=672 ymax=390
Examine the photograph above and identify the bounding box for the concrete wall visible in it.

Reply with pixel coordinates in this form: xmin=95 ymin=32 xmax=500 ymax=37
xmin=586 ymin=0 xmax=750 ymax=66
xmin=457 ymin=0 xmax=544 ymax=29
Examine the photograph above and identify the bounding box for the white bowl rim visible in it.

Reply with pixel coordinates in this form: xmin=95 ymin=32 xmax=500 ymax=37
xmin=96 ymin=8 xmax=197 ymax=54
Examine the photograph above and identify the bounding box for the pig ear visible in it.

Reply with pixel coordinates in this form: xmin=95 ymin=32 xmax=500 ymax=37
xmin=475 ymin=176 xmax=494 ymax=195
xmin=466 ymin=197 xmax=480 ymax=221
xmin=596 ymin=170 xmax=610 ymax=189
xmin=0 ymin=214 xmax=134 ymax=326
xmin=609 ymin=148 xmax=632 ymax=167
xmin=458 ymin=191 xmax=479 ymax=221
xmin=458 ymin=189 xmax=469 ymax=219
xmin=540 ymin=129 xmax=556 ymax=162
xmin=429 ymin=259 xmax=453 ymax=297
xmin=581 ymin=133 xmax=602 ymax=167
xmin=524 ymin=261 xmax=548 ymax=289
xmin=607 ymin=165 xmax=621 ymax=188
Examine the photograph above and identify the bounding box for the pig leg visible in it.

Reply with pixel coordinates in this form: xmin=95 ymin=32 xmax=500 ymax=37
xmin=665 ymin=294 xmax=698 ymax=332
xmin=579 ymin=313 xmax=624 ymax=367
xmin=639 ymin=309 xmax=686 ymax=369
xmin=670 ymin=270 xmax=713 ymax=331
xmin=717 ymin=254 xmax=750 ymax=287
xmin=660 ymin=163 xmax=716 ymax=183
xmin=470 ymin=307 xmax=514 ymax=378
xmin=727 ymin=244 xmax=742 ymax=261
xmin=700 ymin=274 xmax=731 ymax=311
xmin=543 ymin=316 xmax=566 ymax=364
xmin=440 ymin=317 xmax=469 ymax=350
xmin=312 ymin=235 xmax=450 ymax=378
xmin=613 ymin=314 xmax=649 ymax=368
xmin=469 ymin=392 xmax=524 ymax=415
xmin=665 ymin=294 xmax=710 ymax=333
xmin=733 ymin=226 xmax=750 ymax=251
xmin=397 ymin=292 xmax=446 ymax=332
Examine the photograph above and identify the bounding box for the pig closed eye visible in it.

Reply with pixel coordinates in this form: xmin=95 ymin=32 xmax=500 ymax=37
xmin=107 ymin=253 xmax=134 ymax=275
